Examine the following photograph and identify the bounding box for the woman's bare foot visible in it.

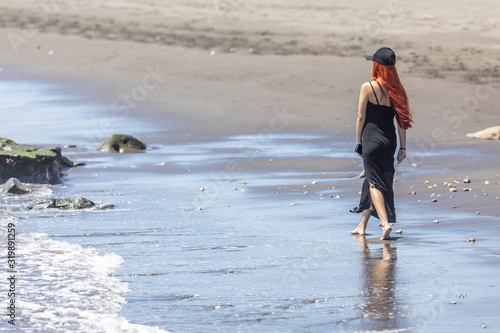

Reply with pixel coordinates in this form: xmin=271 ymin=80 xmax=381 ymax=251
xmin=380 ymin=224 xmax=392 ymax=240
xmin=351 ymin=226 xmax=366 ymax=235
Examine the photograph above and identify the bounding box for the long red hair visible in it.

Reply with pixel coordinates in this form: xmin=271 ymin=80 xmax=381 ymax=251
xmin=372 ymin=62 xmax=413 ymax=129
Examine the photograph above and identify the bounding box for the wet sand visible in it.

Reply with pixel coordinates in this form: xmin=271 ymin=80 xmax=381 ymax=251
xmin=1 ymin=0 xmax=500 ymax=331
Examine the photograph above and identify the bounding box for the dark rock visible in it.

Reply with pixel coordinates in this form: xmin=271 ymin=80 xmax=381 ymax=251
xmin=0 ymin=138 xmax=75 ymax=184
xmin=27 ymin=197 xmax=95 ymax=210
xmin=1 ymin=178 xmax=32 ymax=195
xmin=97 ymin=134 xmax=146 ymax=153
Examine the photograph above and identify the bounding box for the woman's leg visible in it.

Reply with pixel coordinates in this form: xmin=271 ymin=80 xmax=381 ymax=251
xmin=369 ymin=184 xmax=392 ymax=240
xmin=351 ymin=209 xmax=372 ymax=235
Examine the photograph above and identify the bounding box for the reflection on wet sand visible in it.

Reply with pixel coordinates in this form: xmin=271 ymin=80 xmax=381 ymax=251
xmin=356 ymin=236 xmax=400 ymax=330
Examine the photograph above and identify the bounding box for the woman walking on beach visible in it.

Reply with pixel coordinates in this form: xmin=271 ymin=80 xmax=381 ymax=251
xmin=351 ymin=47 xmax=412 ymax=240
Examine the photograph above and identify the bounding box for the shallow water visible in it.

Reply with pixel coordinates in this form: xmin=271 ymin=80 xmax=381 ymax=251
xmin=1 ymin=80 xmax=499 ymax=332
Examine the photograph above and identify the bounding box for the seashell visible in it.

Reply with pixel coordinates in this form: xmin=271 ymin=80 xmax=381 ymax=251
xmin=396 ymin=229 xmax=402 ymax=234
xmin=469 ymin=237 xmax=475 ymax=242
xmin=433 ymin=220 xmax=439 ymax=223
xmin=449 ymin=188 xmax=457 ymax=192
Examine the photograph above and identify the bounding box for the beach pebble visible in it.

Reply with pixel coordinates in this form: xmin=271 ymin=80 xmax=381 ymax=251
xmin=430 ymin=193 xmax=436 ymax=197
xmin=363 ymin=314 xmax=370 ymax=318
xmin=450 ymin=301 xmax=457 ymax=304
xmin=304 ymin=191 xmax=308 ymax=195
xmin=200 ymin=187 xmax=205 ymax=192
xmin=476 ymin=211 xmax=480 ymax=215
xmin=268 ymin=159 xmax=274 ymax=162
xmin=389 ymin=223 xmax=394 ymax=226
xmin=335 ymin=195 xmax=340 ymax=199
xmin=482 ymin=325 xmax=487 ymax=328
xmin=229 ymin=179 xmax=234 ymax=182
xmin=289 ymin=203 xmax=295 ymax=206
xmin=485 ymin=180 xmax=490 ymax=185
xmin=210 ymin=50 xmax=216 ymax=56
xmin=431 ymin=199 xmax=437 ymax=202
xmin=449 ymin=188 xmax=457 ymax=192
xmin=195 ymin=207 xmax=203 ymax=212
xmin=425 ymin=180 xmax=430 ymax=184
xmin=463 ymin=188 xmax=472 ymax=191
xmin=412 ymin=163 xmax=418 ymax=167
xmin=311 ymin=181 xmax=317 ymax=185
xmin=160 ymin=162 xmax=166 ymax=166
xmin=463 ymin=177 xmax=471 ymax=183
xmin=329 ymin=195 xmax=333 ymax=198
xmin=93 ymin=172 xmax=99 ymax=176
xmin=433 ymin=220 xmax=439 ymax=224
xmin=396 ymin=229 xmax=402 ymax=234
xmin=459 ymin=294 xmax=467 ymax=298
xmin=411 ymin=191 xmax=417 ymax=195
xmin=302 ymin=185 xmax=307 ymax=188
xmin=469 ymin=237 xmax=476 ymax=242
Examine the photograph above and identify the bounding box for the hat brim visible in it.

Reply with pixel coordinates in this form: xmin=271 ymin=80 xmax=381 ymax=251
xmin=366 ymin=56 xmax=374 ymax=61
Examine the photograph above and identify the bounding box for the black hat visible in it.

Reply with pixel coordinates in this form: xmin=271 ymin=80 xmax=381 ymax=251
xmin=366 ymin=47 xmax=396 ymax=65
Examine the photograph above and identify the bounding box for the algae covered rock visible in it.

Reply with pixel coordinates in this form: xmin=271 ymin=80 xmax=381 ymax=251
xmin=97 ymin=134 xmax=146 ymax=153
xmin=0 ymin=138 xmax=74 ymax=184
xmin=27 ymin=197 xmax=95 ymax=210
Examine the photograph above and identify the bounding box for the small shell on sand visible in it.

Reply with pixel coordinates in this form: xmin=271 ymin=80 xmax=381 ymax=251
xmin=200 ymin=187 xmax=205 ymax=192
xmin=363 ymin=314 xmax=370 ymax=318
xmin=463 ymin=177 xmax=471 ymax=183
xmin=469 ymin=237 xmax=476 ymax=242
xmin=412 ymin=163 xmax=418 ymax=167
xmin=450 ymin=301 xmax=457 ymax=304
xmin=485 ymin=181 xmax=490 ymax=185
xmin=411 ymin=191 xmax=416 ymax=195
xmin=449 ymin=188 xmax=457 ymax=192
xmin=195 ymin=207 xmax=202 ymax=212
xmin=289 ymin=203 xmax=295 ymax=206
xmin=431 ymin=199 xmax=438 ymax=202
xmin=396 ymin=229 xmax=402 ymax=234
xmin=160 ymin=161 xmax=166 ymax=166
xmin=311 ymin=181 xmax=317 ymax=185
xmin=463 ymin=188 xmax=472 ymax=192
xmin=433 ymin=220 xmax=439 ymax=224
xmin=425 ymin=180 xmax=430 ymax=184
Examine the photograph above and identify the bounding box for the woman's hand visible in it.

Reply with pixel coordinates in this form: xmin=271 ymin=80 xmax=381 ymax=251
xmin=396 ymin=148 xmax=406 ymax=164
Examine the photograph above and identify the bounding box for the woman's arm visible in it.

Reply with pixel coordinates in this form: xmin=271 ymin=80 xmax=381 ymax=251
xmin=397 ymin=125 xmax=406 ymax=163
xmin=356 ymin=83 xmax=370 ymax=149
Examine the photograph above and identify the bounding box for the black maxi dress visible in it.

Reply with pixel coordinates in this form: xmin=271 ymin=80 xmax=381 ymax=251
xmin=357 ymin=82 xmax=397 ymax=222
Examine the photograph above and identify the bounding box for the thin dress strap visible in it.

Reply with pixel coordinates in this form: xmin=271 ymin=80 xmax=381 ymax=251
xmin=368 ymin=82 xmax=380 ymax=105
